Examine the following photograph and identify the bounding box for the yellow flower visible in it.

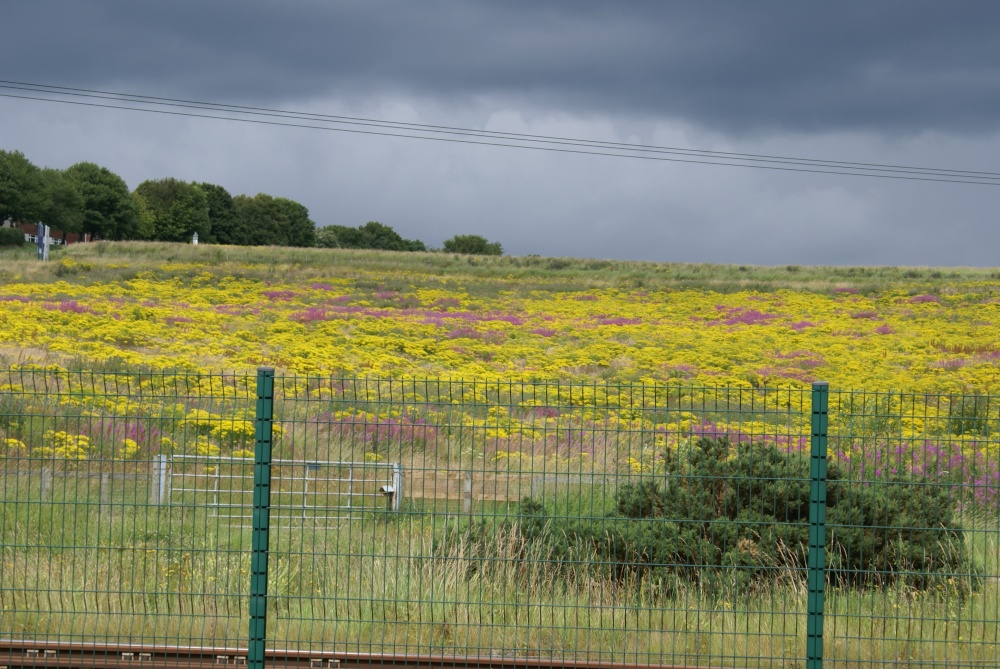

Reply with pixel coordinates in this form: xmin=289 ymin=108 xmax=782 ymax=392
xmin=117 ymin=438 xmax=140 ymax=460
xmin=3 ymin=437 xmax=27 ymax=453
xmin=191 ymin=435 xmax=220 ymax=457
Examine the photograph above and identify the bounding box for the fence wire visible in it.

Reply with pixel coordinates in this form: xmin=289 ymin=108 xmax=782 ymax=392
xmin=1 ymin=369 xmax=998 ymax=668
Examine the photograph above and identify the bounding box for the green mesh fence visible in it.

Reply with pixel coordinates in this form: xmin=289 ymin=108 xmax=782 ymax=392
xmin=2 ymin=369 xmax=999 ymax=668
xmin=0 ymin=370 xmax=259 ymax=649
xmin=823 ymin=390 xmax=1000 ymax=667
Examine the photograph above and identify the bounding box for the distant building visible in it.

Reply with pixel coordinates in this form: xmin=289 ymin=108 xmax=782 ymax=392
xmin=1 ymin=220 xmax=90 ymax=245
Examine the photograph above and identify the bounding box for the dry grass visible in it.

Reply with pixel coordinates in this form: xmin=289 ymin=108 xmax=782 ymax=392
xmin=2 ymin=241 xmax=996 ymax=298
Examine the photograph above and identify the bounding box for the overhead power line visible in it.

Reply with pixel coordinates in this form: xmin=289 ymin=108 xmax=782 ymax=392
xmin=1 ymin=79 xmax=998 ymax=186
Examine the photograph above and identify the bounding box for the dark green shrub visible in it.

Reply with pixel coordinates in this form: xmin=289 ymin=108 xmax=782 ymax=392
xmin=516 ymin=437 xmax=979 ymax=596
xmin=945 ymin=394 xmax=993 ymax=436
xmin=315 ymin=226 xmax=340 ymax=248
xmin=443 ymin=234 xmax=503 ymax=256
xmin=325 ymin=222 xmax=425 ymax=251
xmin=0 ymin=226 xmax=26 ymax=246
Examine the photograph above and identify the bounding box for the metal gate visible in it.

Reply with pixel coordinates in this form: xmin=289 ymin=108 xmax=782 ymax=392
xmin=166 ymin=455 xmax=403 ymax=524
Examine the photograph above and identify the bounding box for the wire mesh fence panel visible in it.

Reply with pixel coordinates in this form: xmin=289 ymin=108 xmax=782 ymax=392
xmin=0 ymin=369 xmax=258 ymax=649
xmin=824 ymin=390 xmax=1000 ymax=668
xmin=3 ymin=370 xmax=1000 ymax=668
xmin=266 ymin=377 xmax=817 ymax=667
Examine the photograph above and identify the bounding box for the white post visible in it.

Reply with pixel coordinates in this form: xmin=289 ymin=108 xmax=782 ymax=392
xmin=462 ymin=471 xmax=473 ymax=515
xmin=150 ymin=455 xmax=168 ymax=505
xmin=161 ymin=455 xmax=171 ymax=504
xmin=391 ymin=463 xmax=404 ymax=512
xmin=40 ymin=467 xmax=52 ymax=501
xmin=303 ymin=464 xmax=311 ymax=521
xmin=100 ymin=472 xmax=110 ymax=513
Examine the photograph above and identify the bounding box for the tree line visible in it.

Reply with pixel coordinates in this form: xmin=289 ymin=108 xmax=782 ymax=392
xmin=1 ymin=148 xmax=503 ymax=254
xmin=0 ymin=149 xmax=315 ymax=246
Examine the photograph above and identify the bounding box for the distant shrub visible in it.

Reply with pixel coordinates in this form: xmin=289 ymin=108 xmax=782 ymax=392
xmin=314 ymin=226 xmax=341 ymax=248
xmin=0 ymin=227 xmax=26 ymax=246
xmin=443 ymin=234 xmax=503 ymax=256
xmin=321 ymin=222 xmax=425 ymax=252
xmin=514 ymin=437 xmax=979 ymax=597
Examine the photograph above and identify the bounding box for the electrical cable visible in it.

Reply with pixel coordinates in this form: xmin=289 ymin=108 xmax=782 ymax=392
xmin=1 ymin=80 xmax=998 ymax=186
xmin=4 ymin=79 xmax=998 ymax=179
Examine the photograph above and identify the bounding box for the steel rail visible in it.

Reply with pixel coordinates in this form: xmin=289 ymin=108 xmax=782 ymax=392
xmin=0 ymin=640 xmax=730 ymax=669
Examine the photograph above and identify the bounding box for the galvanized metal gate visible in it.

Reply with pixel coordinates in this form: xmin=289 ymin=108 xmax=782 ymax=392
xmin=166 ymin=455 xmax=403 ymax=523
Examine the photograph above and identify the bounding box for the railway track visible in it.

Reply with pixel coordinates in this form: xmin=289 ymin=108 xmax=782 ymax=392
xmin=0 ymin=641 xmax=714 ymax=669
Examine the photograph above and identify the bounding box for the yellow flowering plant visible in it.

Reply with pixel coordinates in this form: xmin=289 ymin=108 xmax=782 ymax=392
xmin=0 ymin=252 xmax=998 ymax=393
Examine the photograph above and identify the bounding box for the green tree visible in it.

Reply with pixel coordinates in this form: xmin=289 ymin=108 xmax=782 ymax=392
xmin=64 ymin=162 xmax=139 ymax=240
xmin=233 ymin=193 xmax=287 ymax=246
xmin=314 ymin=226 xmax=341 ymax=248
xmin=331 ymin=221 xmax=425 ymax=251
xmin=443 ymin=234 xmax=503 ymax=256
xmin=232 ymin=193 xmax=317 ymax=247
xmin=195 ymin=182 xmax=248 ymax=245
xmin=327 ymin=224 xmax=364 ymax=248
xmin=134 ymin=178 xmax=211 ymax=242
xmin=0 ymin=149 xmax=48 ymax=224
xmin=132 ymin=192 xmax=157 ymax=240
xmin=274 ymin=197 xmax=316 ymax=247
xmin=40 ymin=168 xmax=85 ymax=240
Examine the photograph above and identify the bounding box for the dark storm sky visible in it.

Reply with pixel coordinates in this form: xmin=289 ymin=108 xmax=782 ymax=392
xmin=3 ymin=1 xmax=999 ymax=265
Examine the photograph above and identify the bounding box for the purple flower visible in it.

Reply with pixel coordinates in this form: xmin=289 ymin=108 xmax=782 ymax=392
xmin=294 ymin=307 xmax=332 ymax=323
xmin=706 ymin=307 xmax=782 ymax=326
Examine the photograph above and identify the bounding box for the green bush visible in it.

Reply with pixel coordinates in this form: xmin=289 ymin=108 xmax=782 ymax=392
xmin=0 ymin=226 xmax=26 ymax=246
xmin=515 ymin=437 xmax=979 ymax=596
xmin=314 ymin=226 xmax=340 ymax=248
xmin=322 ymin=222 xmax=425 ymax=251
xmin=443 ymin=234 xmax=503 ymax=256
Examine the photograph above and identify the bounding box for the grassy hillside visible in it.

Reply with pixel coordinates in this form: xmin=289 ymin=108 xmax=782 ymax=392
xmin=2 ymin=240 xmax=997 ymax=295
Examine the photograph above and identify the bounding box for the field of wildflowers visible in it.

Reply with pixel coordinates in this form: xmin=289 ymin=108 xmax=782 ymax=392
xmin=1 ymin=242 xmax=998 ymax=500
xmin=1 ymin=242 xmax=999 ymax=393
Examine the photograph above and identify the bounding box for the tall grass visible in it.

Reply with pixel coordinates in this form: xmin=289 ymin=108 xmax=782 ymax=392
xmin=2 ymin=241 xmax=996 ymax=298
xmin=2 ymin=481 xmax=998 ymax=666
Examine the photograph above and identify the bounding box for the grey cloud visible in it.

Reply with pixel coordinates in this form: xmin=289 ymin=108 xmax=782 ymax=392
xmin=4 ymin=1 xmax=1000 ymax=135
xmin=2 ymin=0 xmax=999 ymax=267
xmin=2 ymin=93 xmax=999 ymax=266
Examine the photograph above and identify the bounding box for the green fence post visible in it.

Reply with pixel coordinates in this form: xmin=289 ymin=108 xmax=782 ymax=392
xmin=807 ymin=382 xmax=829 ymax=669
xmin=249 ymin=367 xmax=275 ymax=669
